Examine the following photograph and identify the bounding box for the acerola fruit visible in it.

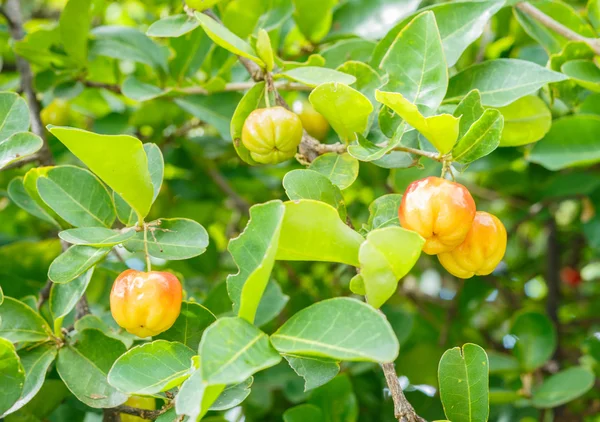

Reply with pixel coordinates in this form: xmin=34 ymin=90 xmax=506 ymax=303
xmin=121 ymin=396 xmax=155 ymax=422
xmin=110 ymin=269 xmax=182 ymax=337
xmin=41 ymin=99 xmax=70 ymax=127
xmin=398 ymin=176 xmax=476 ymax=255
xmin=561 ymin=267 xmax=582 ymax=287
xmin=292 ymin=99 xmax=329 ymax=141
xmin=242 ymin=106 xmax=303 ymax=164
xmin=438 ymin=211 xmax=507 ymax=279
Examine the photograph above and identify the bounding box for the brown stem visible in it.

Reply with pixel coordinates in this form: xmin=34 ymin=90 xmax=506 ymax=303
xmin=516 ymin=2 xmax=600 ymax=55
xmin=110 ymin=403 xmax=173 ymax=420
xmin=3 ymin=0 xmax=53 ymax=165
xmin=75 ymin=295 xmax=90 ymax=320
xmin=381 ymin=362 xmax=427 ymax=422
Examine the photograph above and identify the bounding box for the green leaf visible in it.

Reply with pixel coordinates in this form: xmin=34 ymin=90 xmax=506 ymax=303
xmin=308 ymin=153 xmax=359 ymax=190
xmin=256 ymin=29 xmax=275 ymax=72
xmin=23 ymin=167 xmax=65 ymax=226
xmin=322 ymin=40 xmax=376 ymax=69
xmin=170 ymin=27 xmax=211 ymax=83
xmin=210 ymin=377 xmax=253 ymax=410
xmin=380 ymin=11 xmax=447 ymax=109
xmin=227 ymin=201 xmax=284 ymax=324
xmin=193 ymin=12 xmax=264 ymax=66
xmin=452 ymin=109 xmax=503 ymax=165
xmin=48 ymin=127 xmax=154 ymax=222
xmin=59 ymin=228 xmax=135 ymax=247
xmin=57 ymin=329 xmax=127 ymax=408
xmin=308 ymin=373 xmax=358 ymax=420
xmin=175 ymin=92 xmax=242 ymax=141
xmin=108 ymin=340 xmax=195 ymax=395
xmin=175 ymin=369 xmax=224 ymax=421
xmin=359 ymin=227 xmax=424 ymax=308
xmin=372 ymin=1 xmax=504 ymax=68
xmin=123 ymin=218 xmax=209 ymax=260
xmin=48 ymin=246 xmax=110 ymax=284
xmin=59 ymin=0 xmax=92 ymax=64
xmin=199 ymin=317 xmax=282 ymax=385
xmin=75 ymin=315 xmax=136 ymax=349
xmin=0 ymin=92 xmax=30 ymax=141
xmin=497 ymin=95 xmax=551 ymax=147
xmin=283 ymin=170 xmax=346 ymax=220
xmin=276 ymin=200 xmax=364 ymax=266
xmin=271 ymin=297 xmax=399 ymax=362
xmin=589 ymin=0 xmax=600 ymax=32
xmin=255 ymin=280 xmax=290 ymax=327
xmin=90 ymin=26 xmax=169 ymax=74
xmin=531 ymin=367 xmax=595 ymax=408
xmin=284 ymin=404 xmax=324 ymax=422
xmin=230 ymin=82 xmax=264 ymax=165
xmin=147 ymin=14 xmax=200 ymax=38
xmin=49 ymin=268 xmax=94 ymax=319
xmin=37 ymin=165 xmax=115 ymax=228
xmin=7 ymin=177 xmax=59 ymax=227
xmin=293 ymin=0 xmax=336 ymax=43
xmin=285 ymin=356 xmax=340 ymax=391
xmin=122 ymin=77 xmax=166 ymax=102
xmin=375 ymin=90 xmax=459 ymax=154
xmin=453 ymin=90 xmax=484 ymax=139
xmin=528 ymin=115 xmax=600 ymax=170
xmin=488 ymin=352 xmax=519 ymax=375
xmin=510 ymin=312 xmax=556 ymax=372
xmin=278 ymin=67 xmax=356 ymax=87
xmin=0 ymin=132 xmax=43 ymax=170
xmin=155 ymin=301 xmax=216 ymax=350
xmin=438 ymin=343 xmax=489 ymax=422
xmin=0 ymin=297 xmax=51 ymax=343
xmin=446 ymin=59 xmax=567 ymax=107
xmin=348 ymin=125 xmax=406 ymax=162
xmin=309 ymin=82 xmax=373 ymax=143
xmin=366 ymin=194 xmax=402 ymax=232
xmin=0 ymin=338 xmax=24 ymax=416
xmin=561 ymin=60 xmax=600 ymax=92
xmin=2 ymin=343 xmax=57 ymax=417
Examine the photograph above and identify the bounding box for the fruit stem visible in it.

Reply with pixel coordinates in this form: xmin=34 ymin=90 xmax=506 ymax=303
xmin=143 ymin=223 xmax=152 ymax=271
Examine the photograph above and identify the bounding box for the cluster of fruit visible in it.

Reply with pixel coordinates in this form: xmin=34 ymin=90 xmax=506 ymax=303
xmin=399 ymin=176 xmax=507 ymax=279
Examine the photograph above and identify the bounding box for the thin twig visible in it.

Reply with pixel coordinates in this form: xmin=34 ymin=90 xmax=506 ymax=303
xmin=381 ymin=362 xmax=427 ymax=422
xmin=516 ymin=2 xmax=600 ymax=55
xmin=110 ymin=403 xmax=173 ymax=420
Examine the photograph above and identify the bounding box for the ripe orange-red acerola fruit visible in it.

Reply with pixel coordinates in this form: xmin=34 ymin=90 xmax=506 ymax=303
xmin=242 ymin=106 xmax=303 ymax=164
xmin=110 ymin=270 xmax=182 ymax=337
xmin=561 ymin=267 xmax=582 ymax=287
xmin=398 ymin=176 xmax=476 ymax=255
xmin=438 ymin=211 xmax=507 ymax=279
xmin=292 ymin=99 xmax=330 ymax=141
xmin=121 ymin=396 xmax=156 ymax=422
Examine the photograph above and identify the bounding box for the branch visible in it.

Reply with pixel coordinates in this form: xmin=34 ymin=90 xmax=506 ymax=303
xmin=109 ymin=403 xmax=173 ymax=421
xmin=516 ymin=2 xmax=600 ymax=55
xmin=381 ymin=362 xmax=427 ymax=422
xmin=3 ymin=0 xmax=53 ymax=165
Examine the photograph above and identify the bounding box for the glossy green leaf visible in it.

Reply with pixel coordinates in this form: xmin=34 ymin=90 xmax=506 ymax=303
xmin=75 ymin=315 xmax=136 ymax=349
xmin=510 ymin=312 xmax=556 ymax=372
xmin=59 ymin=228 xmax=135 ymax=247
xmin=446 ymin=59 xmax=567 ymax=107
xmin=590 ymin=0 xmax=600 ymax=32
xmin=372 ymin=1 xmax=504 ymax=68
xmin=230 ymin=82 xmax=264 ymax=165
xmin=108 ymin=340 xmax=195 ymax=395
xmin=59 ymin=0 xmax=92 ymax=64
xmin=227 ymin=201 xmax=284 ymax=324
xmin=498 ymin=95 xmax=551 ymax=147
xmin=309 ymin=82 xmax=373 ymax=143
xmin=255 ymin=280 xmax=289 ymax=327
xmin=155 ymin=301 xmax=216 ymax=350
xmin=23 ymin=166 xmax=64 ymax=226
xmin=7 ymin=177 xmax=59 ymax=227
xmin=49 ymin=268 xmax=94 ymax=319
xmin=348 ymin=125 xmax=406 ymax=162
xmin=0 ymin=132 xmax=43 ymax=170
xmin=193 ymin=12 xmax=264 ymax=66
xmin=175 ymin=92 xmax=241 ymax=141
xmin=175 ymin=369 xmax=224 ymax=421
xmin=359 ymin=226 xmax=424 ymax=308
xmin=48 ymin=246 xmax=110 ymax=284
xmin=293 ymin=0 xmax=336 ymax=43
xmin=278 ymin=67 xmax=356 ymax=87
xmin=199 ymin=317 xmax=281 ymax=385
xmin=529 ymin=115 xmax=600 ymax=170
xmin=48 ymin=127 xmax=154 ymax=221
xmin=0 ymin=92 xmax=30 ymax=141
xmin=170 ymin=26 xmax=211 ymax=82
xmin=531 ymin=367 xmax=595 ymax=408
xmin=380 ymin=11 xmax=447 ymax=109
xmin=147 ymin=14 xmax=200 ymax=38
xmin=256 ymin=29 xmax=274 ymax=71
xmin=124 ymin=218 xmax=209 ymax=260
xmin=438 ymin=343 xmax=489 ymax=422
xmin=283 ymin=170 xmax=346 ymax=220
xmin=0 ymin=297 xmax=51 ymax=343
xmin=122 ymin=77 xmax=165 ymax=102
xmin=561 ymin=60 xmax=600 ymax=92
xmin=271 ymin=297 xmax=399 ymax=362
xmin=366 ymin=194 xmax=402 ymax=231
xmin=210 ymin=377 xmax=253 ymax=410
xmin=284 ymin=404 xmax=324 ymax=422
xmin=453 ymin=90 xmax=484 ymax=139
xmin=276 ymin=200 xmax=364 ymax=266
xmin=2 ymin=343 xmax=57 ymax=417
xmin=285 ymin=356 xmax=340 ymax=391
xmin=57 ymin=329 xmax=127 ymax=408
xmin=0 ymin=338 xmax=24 ymax=416
xmin=322 ymin=39 xmax=376 ymax=68
xmin=308 ymin=153 xmax=359 ymax=190
xmin=452 ymin=109 xmax=503 ymax=165
xmin=375 ymin=90 xmax=459 ymax=154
